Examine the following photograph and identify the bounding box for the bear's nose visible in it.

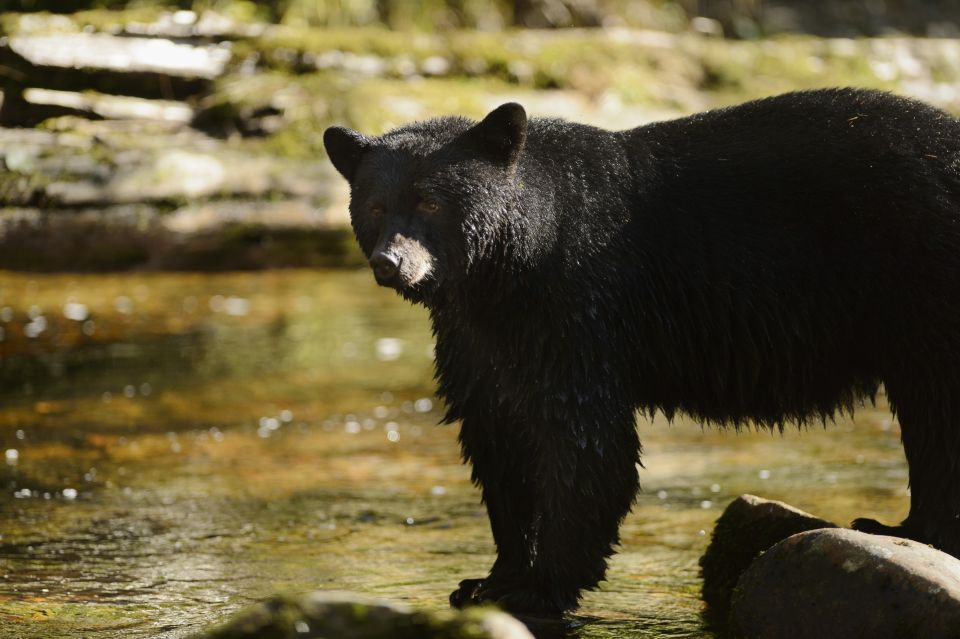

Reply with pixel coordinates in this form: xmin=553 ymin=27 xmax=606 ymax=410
xmin=370 ymin=253 xmax=400 ymax=282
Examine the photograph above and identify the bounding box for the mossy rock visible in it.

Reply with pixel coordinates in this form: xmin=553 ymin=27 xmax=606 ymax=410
xmin=195 ymin=592 xmax=533 ymax=639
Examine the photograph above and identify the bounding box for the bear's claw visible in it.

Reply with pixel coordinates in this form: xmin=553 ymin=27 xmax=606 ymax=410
xmin=449 ymin=577 xmax=566 ymax=617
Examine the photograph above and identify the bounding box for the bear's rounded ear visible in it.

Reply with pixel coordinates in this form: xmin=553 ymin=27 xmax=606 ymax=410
xmin=323 ymin=126 xmax=370 ymax=182
xmin=463 ymin=103 xmax=527 ymax=169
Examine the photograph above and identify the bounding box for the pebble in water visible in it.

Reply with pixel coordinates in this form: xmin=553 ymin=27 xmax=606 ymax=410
xmin=24 ymin=315 xmax=46 ymax=338
xmin=385 ymin=421 xmax=400 ymax=442
xmin=375 ymin=337 xmax=403 ymax=361
xmin=114 ymin=296 xmax=133 ymax=314
xmin=5 ymin=449 xmax=18 ymax=463
xmin=62 ymin=302 xmax=88 ymax=322
xmin=258 ymin=417 xmax=281 ymax=438
xmin=222 ymin=296 xmax=250 ymax=316
xmin=62 ymin=488 xmax=78 ymax=500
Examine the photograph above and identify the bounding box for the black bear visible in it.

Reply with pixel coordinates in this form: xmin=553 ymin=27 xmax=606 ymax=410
xmin=324 ymin=88 xmax=960 ymax=616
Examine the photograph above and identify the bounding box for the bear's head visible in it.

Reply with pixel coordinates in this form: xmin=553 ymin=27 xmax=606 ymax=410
xmin=323 ymin=103 xmax=527 ymax=305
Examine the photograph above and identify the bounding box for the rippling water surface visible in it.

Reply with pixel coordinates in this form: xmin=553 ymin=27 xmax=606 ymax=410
xmin=0 ymin=269 xmax=910 ymax=638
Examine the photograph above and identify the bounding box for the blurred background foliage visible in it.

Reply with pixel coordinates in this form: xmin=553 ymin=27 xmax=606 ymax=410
xmin=0 ymin=0 xmax=958 ymax=272
xmin=9 ymin=0 xmax=960 ymax=37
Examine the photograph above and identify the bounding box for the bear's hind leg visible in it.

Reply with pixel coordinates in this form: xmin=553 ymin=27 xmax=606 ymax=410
xmin=853 ymin=380 xmax=960 ymax=557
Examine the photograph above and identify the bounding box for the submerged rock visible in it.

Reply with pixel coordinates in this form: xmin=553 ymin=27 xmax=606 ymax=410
xmin=731 ymin=528 xmax=960 ymax=639
xmin=700 ymin=494 xmax=837 ymax=621
xmin=195 ymin=591 xmax=533 ymax=639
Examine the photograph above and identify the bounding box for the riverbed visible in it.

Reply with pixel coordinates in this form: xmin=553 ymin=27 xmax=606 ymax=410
xmin=0 ymin=268 xmax=909 ymax=638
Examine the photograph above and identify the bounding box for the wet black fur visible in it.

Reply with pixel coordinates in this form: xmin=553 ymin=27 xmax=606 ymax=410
xmin=324 ymin=88 xmax=960 ymax=615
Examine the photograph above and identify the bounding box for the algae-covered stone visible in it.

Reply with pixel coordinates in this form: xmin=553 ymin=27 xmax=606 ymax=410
xmin=195 ymin=591 xmax=533 ymax=639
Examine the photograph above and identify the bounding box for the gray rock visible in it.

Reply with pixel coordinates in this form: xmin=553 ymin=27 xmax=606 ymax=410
xmin=194 ymin=591 xmax=533 ymax=639
xmin=731 ymin=528 xmax=960 ymax=639
xmin=0 ymin=119 xmax=337 ymax=208
xmin=0 ymin=29 xmax=225 ymax=118
xmin=700 ymin=494 xmax=837 ymax=621
xmin=8 ymin=33 xmax=230 ymax=79
xmin=162 ymin=199 xmax=335 ymax=234
xmin=22 ymin=88 xmax=194 ymax=124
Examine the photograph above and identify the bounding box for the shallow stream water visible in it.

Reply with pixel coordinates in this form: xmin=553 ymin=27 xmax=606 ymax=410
xmin=0 ymin=269 xmax=910 ymax=638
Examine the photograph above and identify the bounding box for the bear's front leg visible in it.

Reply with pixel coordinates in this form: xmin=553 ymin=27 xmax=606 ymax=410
xmin=452 ymin=402 xmax=641 ymax=616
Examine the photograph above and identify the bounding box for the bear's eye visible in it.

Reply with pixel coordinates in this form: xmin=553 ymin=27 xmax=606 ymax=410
xmin=370 ymin=205 xmax=384 ymax=217
xmin=417 ymin=200 xmax=439 ymax=214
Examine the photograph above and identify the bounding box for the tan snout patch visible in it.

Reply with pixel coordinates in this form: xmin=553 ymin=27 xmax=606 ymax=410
xmin=391 ymin=235 xmax=433 ymax=286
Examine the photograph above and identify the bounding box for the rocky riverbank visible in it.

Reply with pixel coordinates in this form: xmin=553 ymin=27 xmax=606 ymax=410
xmin=1 ymin=8 xmax=959 ymax=271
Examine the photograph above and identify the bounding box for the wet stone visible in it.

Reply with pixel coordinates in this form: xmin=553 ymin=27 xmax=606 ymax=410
xmin=731 ymin=528 xmax=960 ymax=639
xmin=700 ymin=494 xmax=837 ymax=622
xmin=195 ymin=591 xmax=534 ymax=639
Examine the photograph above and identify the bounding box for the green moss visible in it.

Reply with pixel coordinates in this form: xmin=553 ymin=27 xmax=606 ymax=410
xmin=239 ymin=25 xmax=440 ymax=68
xmin=0 ymin=600 xmax=156 ymax=636
xmin=195 ymin=593 xmax=517 ymax=639
xmin=694 ymin=37 xmax=897 ymax=104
